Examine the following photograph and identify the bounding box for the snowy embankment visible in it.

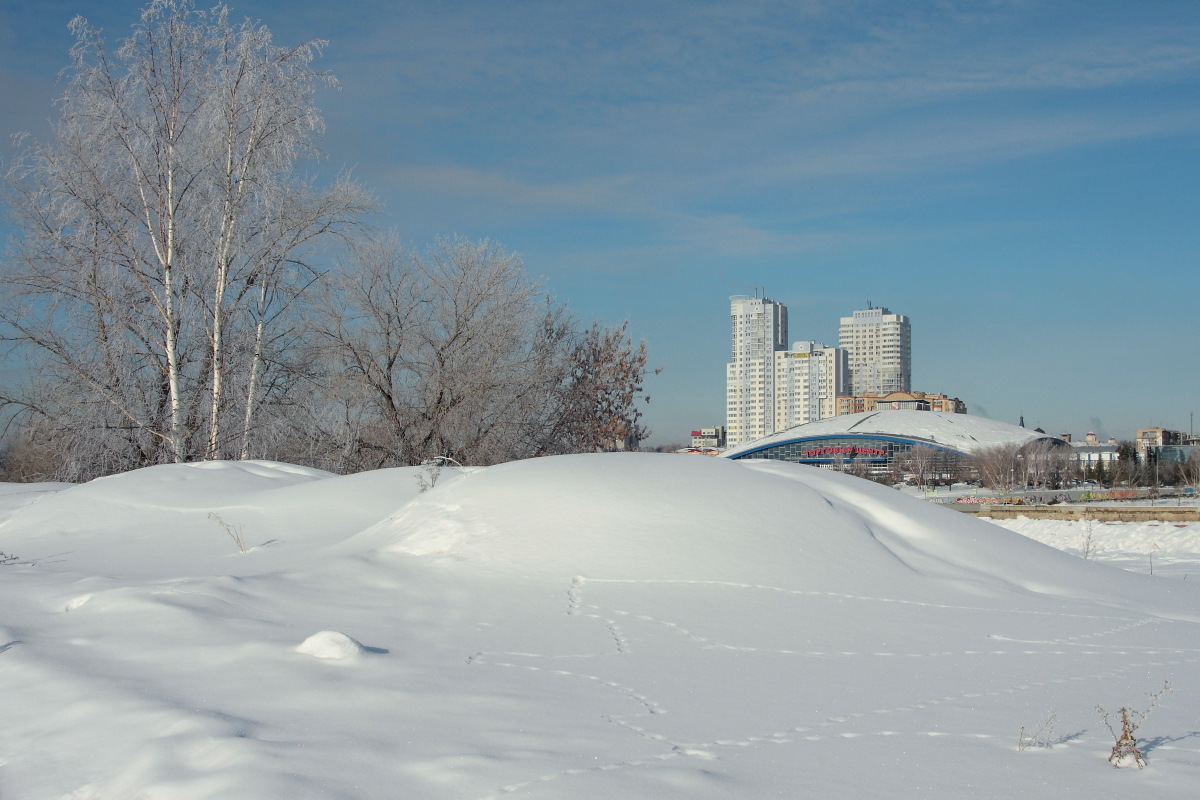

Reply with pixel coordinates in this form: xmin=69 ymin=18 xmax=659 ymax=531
xmin=2 ymin=455 xmax=1199 ymax=799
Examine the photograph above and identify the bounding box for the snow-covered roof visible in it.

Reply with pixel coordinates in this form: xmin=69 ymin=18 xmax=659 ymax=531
xmin=723 ymin=410 xmax=1057 ymax=458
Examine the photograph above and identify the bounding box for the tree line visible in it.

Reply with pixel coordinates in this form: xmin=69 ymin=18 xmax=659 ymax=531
xmin=969 ymin=441 xmax=1200 ymax=491
xmin=838 ymin=440 xmax=1200 ymax=492
xmin=0 ymin=1 xmax=653 ymax=482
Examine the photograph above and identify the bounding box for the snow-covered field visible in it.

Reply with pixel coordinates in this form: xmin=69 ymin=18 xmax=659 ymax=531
xmin=983 ymin=514 xmax=1200 ymax=579
xmin=2 ymin=455 xmax=1199 ymax=799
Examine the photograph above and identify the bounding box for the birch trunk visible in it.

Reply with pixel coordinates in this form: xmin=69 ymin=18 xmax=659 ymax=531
xmin=1 ymin=1 xmax=369 ymax=476
xmin=239 ymin=307 xmax=266 ymax=461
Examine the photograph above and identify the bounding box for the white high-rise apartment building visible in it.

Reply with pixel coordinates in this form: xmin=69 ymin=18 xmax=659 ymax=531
xmin=774 ymin=341 xmax=848 ymax=431
xmin=726 ymin=295 xmax=787 ymax=446
xmin=838 ymin=304 xmax=911 ymax=397
xmin=726 ymin=296 xmax=850 ymax=447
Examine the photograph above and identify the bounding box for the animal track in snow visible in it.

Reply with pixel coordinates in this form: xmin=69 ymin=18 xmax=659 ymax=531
xmin=468 ymin=574 xmax=1200 ymax=799
xmin=464 ymin=653 xmax=665 ymax=717
xmin=566 ymin=575 xmax=585 ymax=615
xmin=574 ymin=577 xmax=1141 ymax=621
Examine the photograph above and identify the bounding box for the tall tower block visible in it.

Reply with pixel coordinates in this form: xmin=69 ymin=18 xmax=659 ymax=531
xmin=838 ymin=304 xmax=911 ymax=397
xmin=726 ymin=295 xmax=788 ymax=447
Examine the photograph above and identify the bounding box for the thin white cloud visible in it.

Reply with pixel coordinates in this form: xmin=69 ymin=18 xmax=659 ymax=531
xmin=326 ymin=2 xmax=1200 ymax=117
xmin=759 ymin=105 xmax=1200 ymax=180
xmin=385 ymin=163 xmax=648 ymax=214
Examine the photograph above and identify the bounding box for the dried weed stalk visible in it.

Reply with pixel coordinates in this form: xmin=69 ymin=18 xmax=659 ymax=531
xmin=208 ymin=512 xmax=248 ymax=554
xmin=1095 ymin=681 xmax=1172 ymax=768
xmin=1018 ymin=711 xmax=1057 ymax=751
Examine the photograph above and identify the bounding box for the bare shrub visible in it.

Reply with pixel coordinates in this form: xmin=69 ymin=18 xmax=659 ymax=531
xmin=416 ymin=456 xmax=462 ymax=493
xmin=0 ymin=434 xmax=60 ymax=483
xmin=1096 ymin=681 xmax=1172 ymax=768
xmin=1081 ymin=518 xmax=1097 ymax=560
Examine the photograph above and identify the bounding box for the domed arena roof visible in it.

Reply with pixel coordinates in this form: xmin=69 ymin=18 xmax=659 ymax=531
xmin=723 ymin=410 xmax=1059 ymax=459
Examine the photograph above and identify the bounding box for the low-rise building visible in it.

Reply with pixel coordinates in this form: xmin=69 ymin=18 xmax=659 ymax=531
xmin=1145 ymin=445 xmax=1198 ymax=467
xmin=924 ymin=393 xmax=967 ymax=414
xmin=1136 ymin=427 xmax=1188 ymax=460
xmin=691 ymin=426 xmax=727 ymax=448
xmin=835 ymin=391 xmax=966 ymax=416
xmin=1070 ymin=442 xmax=1118 ymax=468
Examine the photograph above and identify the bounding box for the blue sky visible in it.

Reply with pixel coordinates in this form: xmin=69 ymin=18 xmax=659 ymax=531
xmin=3 ymin=0 xmax=1199 ymax=444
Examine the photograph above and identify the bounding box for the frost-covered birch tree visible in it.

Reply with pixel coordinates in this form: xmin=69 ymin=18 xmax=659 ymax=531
xmin=1 ymin=0 xmax=369 ymax=478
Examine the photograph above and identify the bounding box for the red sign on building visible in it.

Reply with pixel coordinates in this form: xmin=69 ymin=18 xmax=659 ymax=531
xmin=800 ymin=445 xmax=887 ymax=458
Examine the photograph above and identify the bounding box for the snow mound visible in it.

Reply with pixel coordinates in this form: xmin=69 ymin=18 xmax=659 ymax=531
xmin=75 ymin=459 xmax=336 ymax=509
xmin=295 ymin=631 xmax=367 ymax=661
xmin=364 ymin=453 xmax=1193 ymax=616
xmin=0 ymin=462 xmax=461 ymax=577
xmin=5 ymin=453 xmax=1200 ymax=799
xmin=0 ymin=481 xmax=72 ymax=526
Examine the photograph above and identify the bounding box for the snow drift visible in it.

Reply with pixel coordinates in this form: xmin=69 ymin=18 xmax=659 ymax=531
xmin=1 ymin=454 xmax=1198 ymax=799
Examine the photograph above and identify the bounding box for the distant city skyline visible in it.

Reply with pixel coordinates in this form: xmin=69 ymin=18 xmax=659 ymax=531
xmin=726 ymin=295 xmax=963 ymax=447
xmin=2 ymin=0 xmax=1198 ymax=446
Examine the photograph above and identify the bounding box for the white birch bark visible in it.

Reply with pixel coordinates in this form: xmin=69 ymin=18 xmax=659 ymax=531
xmin=1 ymin=1 xmax=369 ymax=475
